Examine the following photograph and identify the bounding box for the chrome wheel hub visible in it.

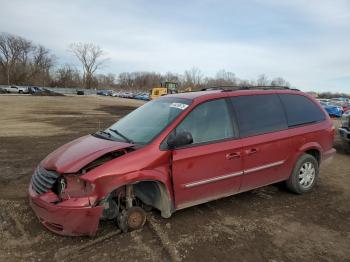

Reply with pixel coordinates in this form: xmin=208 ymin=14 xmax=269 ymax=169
xmin=299 ymin=162 xmax=315 ymax=188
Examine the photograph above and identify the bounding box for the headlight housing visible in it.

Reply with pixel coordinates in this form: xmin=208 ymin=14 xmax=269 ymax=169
xmin=56 ymin=175 xmax=95 ymax=199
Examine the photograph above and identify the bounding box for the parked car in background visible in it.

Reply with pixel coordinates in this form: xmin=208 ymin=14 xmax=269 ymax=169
xmin=28 ymin=86 xmax=43 ymax=94
xmin=319 ymin=101 xmax=343 ymax=117
xmin=76 ymin=90 xmax=84 ymax=95
xmin=29 ymin=88 xmax=335 ymax=236
xmin=134 ymin=92 xmax=150 ymax=101
xmin=97 ymin=90 xmax=112 ymax=96
xmin=4 ymin=85 xmax=28 ymax=94
xmin=339 ymin=111 xmax=350 ymax=152
xmin=331 ymin=97 xmax=350 ymax=104
xmin=330 ymin=98 xmax=350 ymax=113
xmin=342 ymin=103 xmax=350 ymax=113
xmin=318 ymin=98 xmax=330 ymax=103
xmin=121 ymin=92 xmax=134 ymax=98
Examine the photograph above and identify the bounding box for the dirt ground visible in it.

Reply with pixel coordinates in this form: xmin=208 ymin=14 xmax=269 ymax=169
xmin=0 ymin=94 xmax=349 ymax=262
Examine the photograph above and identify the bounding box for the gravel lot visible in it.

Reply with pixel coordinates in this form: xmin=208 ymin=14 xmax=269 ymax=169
xmin=0 ymin=95 xmax=349 ymax=262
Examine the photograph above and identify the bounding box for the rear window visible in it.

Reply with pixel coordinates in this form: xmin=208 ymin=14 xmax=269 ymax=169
xmin=279 ymin=94 xmax=325 ymax=127
xmin=231 ymin=94 xmax=287 ymax=137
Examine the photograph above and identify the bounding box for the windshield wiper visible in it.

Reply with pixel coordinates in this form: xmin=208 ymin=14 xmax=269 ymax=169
xmin=109 ymin=128 xmax=134 ymax=144
xmin=100 ymin=130 xmax=112 ymax=137
xmin=93 ymin=130 xmax=113 ymax=140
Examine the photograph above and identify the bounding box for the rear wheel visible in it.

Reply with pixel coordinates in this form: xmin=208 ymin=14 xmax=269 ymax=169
xmin=286 ymin=154 xmax=319 ymax=194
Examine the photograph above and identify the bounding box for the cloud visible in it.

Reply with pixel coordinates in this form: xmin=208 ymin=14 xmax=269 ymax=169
xmin=0 ymin=0 xmax=349 ymax=92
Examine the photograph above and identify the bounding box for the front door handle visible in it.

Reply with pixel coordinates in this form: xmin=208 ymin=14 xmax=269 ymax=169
xmin=226 ymin=152 xmax=241 ymax=160
xmin=245 ymin=148 xmax=259 ymax=156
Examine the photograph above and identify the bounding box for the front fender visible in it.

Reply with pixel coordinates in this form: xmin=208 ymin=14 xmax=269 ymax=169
xmin=90 ymin=168 xmax=174 ymax=218
xmin=84 ymin=166 xmax=174 ymax=203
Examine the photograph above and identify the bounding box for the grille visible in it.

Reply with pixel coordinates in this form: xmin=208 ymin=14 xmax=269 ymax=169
xmin=31 ymin=166 xmax=60 ymax=195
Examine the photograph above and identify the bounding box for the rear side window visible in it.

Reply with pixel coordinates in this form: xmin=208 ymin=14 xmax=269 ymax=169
xmin=231 ymin=94 xmax=287 ymax=137
xmin=279 ymin=94 xmax=325 ymax=127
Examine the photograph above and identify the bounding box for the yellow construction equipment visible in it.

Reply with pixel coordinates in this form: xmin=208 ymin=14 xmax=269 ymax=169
xmin=149 ymin=81 xmax=178 ymax=100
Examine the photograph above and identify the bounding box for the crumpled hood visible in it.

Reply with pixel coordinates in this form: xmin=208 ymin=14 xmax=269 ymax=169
xmin=41 ymin=135 xmax=133 ymax=173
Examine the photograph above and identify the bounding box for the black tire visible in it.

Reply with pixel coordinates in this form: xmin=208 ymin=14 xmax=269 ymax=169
xmin=19 ymin=90 xmax=23 ymax=94
xmin=286 ymin=154 xmax=319 ymax=194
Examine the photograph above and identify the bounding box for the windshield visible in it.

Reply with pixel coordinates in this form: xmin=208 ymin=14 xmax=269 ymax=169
xmin=106 ymin=98 xmax=192 ymax=144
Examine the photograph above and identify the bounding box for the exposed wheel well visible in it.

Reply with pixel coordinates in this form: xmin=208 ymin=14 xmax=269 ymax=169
xmin=133 ymin=181 xmax=173 ymax=218
xmin=305 ymin=149 xmax=320 ymax=164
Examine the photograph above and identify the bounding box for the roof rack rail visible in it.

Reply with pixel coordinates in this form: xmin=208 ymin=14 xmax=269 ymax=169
xmin=200 ymin=87 xmax=225 ymax=91
xmin=200 ymin=85 xmax=299 ymax=92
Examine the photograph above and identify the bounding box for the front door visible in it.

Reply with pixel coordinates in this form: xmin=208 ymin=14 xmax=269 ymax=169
xmin=170 ymin=98 xmax=244 ymax=210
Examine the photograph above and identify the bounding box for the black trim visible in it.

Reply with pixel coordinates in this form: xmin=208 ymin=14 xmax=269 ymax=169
xmin=230 ymin=94 xmax=289 ymax=139
xmin=278 ymin=93 xmax=326 ymax=128
xmin=167 ymin=136 xmax=238 ymax=150
xmin=160 ymin=92 xmax=327 ymax=150
xmin=226 ymin=97 xmax=240 ymax=138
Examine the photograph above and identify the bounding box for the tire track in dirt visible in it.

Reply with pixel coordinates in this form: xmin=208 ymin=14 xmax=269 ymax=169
xmin=54 ymin=230 xmax=122 ymax=261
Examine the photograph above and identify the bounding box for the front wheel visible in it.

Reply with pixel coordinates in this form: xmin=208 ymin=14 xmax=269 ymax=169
xmin=117 ymin=206 xmax=147 ymax=233
xmin=286 ymin=154 xmax=319 ymax=194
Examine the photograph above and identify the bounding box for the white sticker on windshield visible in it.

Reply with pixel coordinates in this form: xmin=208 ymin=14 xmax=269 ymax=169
xmin=169 ymin=103 xmax=189 ymax=110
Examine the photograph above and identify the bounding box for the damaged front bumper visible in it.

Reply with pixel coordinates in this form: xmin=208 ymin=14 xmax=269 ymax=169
xmin=28 ymin=187 xmax=104 ymax=236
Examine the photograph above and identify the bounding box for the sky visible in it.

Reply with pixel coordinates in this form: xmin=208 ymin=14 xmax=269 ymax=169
xmin=1 ymin=0 xmax=350 ymax=93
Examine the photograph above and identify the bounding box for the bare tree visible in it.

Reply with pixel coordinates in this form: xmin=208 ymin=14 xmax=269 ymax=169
xmin=184 ymin=67 xmax=203 ymax=89
xmin=214 ymin=69 xmax=237 ymax=86
xmin=164 ymin=72 xmax=180 ymax=83
xmin=97 ymin=73 xmax=116 ymax=89
xmin=0 ymin=34 xmax=295 ymax=91
xmin=256 ymin=74 xmax=270 ymax=86
xmin=53 ymin=64 xmax=82 ymax=88
xmin=69 ymin=42 xmax=107 ymax=88
xmin=0 ymin=33 xmax=32 ymax=85
xmin=270 ymin=77 xmax=290 ymax=87
xmin=27 ymin=45 xmax=55 ymax=86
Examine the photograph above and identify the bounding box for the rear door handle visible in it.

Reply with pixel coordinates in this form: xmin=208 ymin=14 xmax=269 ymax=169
xmin=226 ymin=152 xmax=241 ymax=160
xmin=245 ymin=148 xmax=259 ymax=155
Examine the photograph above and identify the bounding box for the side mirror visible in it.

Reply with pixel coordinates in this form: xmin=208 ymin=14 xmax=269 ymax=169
xmin=167 ymin=131 xmax=193 ymax=149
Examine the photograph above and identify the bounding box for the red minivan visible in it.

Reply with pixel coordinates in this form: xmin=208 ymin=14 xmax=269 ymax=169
xmin=29 ymin=88 xmax=335 ymax=236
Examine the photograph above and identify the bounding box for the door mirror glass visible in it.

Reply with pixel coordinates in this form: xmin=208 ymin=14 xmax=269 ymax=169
xmin=167 ymin=131 xmax=193 ymax=149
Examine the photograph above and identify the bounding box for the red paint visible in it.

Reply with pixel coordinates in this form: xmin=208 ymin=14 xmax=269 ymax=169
xmin=29 ymin=89 xmax=336 ymax=236
xmin=42 ymin=135 xmax=133 ymax=173
xmin=29 ymin=187 xmax=103 ymax=236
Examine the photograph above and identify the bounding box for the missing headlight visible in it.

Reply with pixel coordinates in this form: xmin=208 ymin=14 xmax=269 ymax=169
xmin=52 ymin=177 xmax=67 ymax=196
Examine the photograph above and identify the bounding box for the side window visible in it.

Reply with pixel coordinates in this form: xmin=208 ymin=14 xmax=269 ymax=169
xmin=231 ymin=94 xmax=287 ymax=137
xmin=279 ymin=94 xmax=325 ymax=127
xmin=176 ymin=99 xmax=234 ymax=144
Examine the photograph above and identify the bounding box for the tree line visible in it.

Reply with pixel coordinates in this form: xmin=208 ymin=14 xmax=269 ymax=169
xmin=1 ymin=32 xmax=293 ymax=91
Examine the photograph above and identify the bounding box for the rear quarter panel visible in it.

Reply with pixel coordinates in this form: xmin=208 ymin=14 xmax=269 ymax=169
xmin=288 ymin=120 xmax=334 ymax=167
